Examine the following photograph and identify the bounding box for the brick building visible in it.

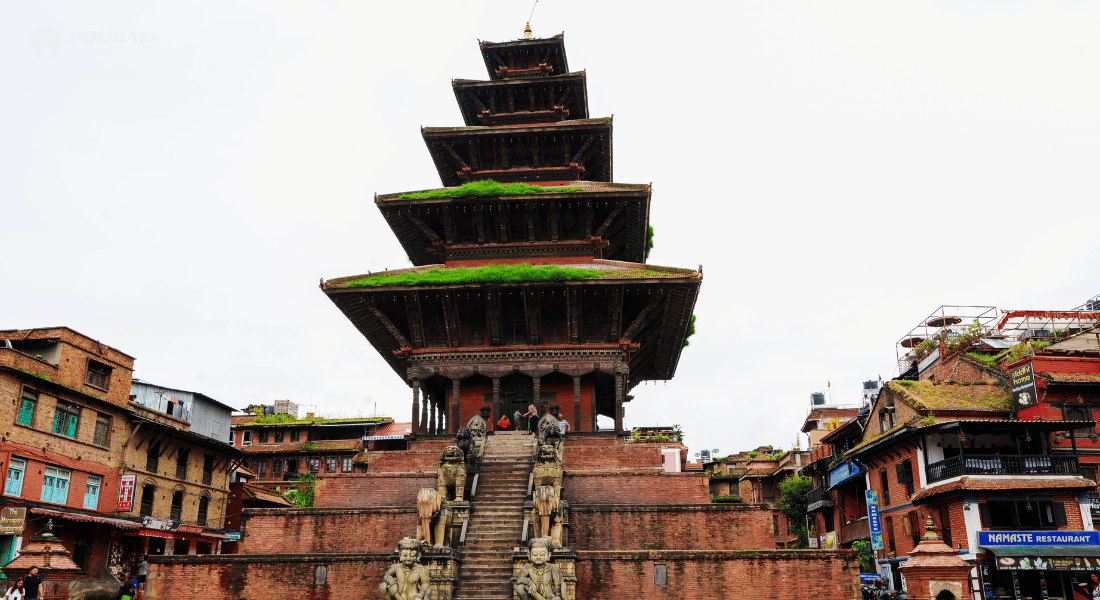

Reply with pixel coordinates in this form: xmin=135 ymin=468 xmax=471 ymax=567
xmin=0 ymin=328 xmax=243 ymax=588
xmin=844 ymin=379 xmax=1095 ymax=598
xmin=230 ymin=414 xmax=395 ymax=486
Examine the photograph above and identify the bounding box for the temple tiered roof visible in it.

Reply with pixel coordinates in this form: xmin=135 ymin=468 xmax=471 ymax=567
xmin=479 ymin=34 xmax=568 ymax=80
xmin=452 ymin=72 xmax=589 ymax=126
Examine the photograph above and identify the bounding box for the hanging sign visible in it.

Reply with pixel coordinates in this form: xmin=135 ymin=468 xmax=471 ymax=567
xmin=866 ymin=490 xmax=884 ymax=550
xmin=175 ymin=524 xmax=204 ymax=535
xmin=1010 ymin=363 xmax=1038 ymax=410
xmin=117 ymin=475 xmax=137 ymax=512
xmin=828 ymin=461 xmax=863 ymax=488
xmin=979 ymin=531 xmax=1100 ymax=546
xmin=0 ymin=507 xmax=26 ymax=535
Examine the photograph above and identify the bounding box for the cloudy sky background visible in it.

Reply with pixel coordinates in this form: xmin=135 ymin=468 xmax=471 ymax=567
xmin=4 ymin=1 xmax=1098 ymax=456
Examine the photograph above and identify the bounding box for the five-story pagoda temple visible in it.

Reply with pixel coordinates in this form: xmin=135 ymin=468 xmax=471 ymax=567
xmin=321 ymin=32 xmax=701 ymax=435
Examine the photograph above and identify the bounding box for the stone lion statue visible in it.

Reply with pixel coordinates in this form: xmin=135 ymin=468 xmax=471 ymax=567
xmin=531 ymin=443 xmax=564 ymax=546
xmin=415 ymin=487 xmax=452 ymax=548
xmin=437 ymin=445 xmax=467 ymax=502
xmin=515 ymin=538 xmax=568 ymax=600
xmin=454 ymin=428 xmax=474 ymax=468
xmin=380 ymin=537 xmax=430 ymax=600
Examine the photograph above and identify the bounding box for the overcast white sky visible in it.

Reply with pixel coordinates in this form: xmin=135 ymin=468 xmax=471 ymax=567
xmin=4 ymin=1 xmax=1098 ymax=457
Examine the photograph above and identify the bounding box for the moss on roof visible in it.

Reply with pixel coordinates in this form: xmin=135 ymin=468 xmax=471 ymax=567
xmin=241 ymin=414 xmax=390 ymax=427
xmin=335 ymin=264 xmax=671 ymax=289
xmin=886 ymin=381 xmax=1012 ymax=412
xmin=398 ymin=180 xmax=583 ymax=200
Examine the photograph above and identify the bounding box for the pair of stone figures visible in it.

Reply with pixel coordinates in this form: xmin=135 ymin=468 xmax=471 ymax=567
xmin=417 ymin=407 xmax=566 ymax=550
xmin=380 ymin=537 xmax=568 ymax=600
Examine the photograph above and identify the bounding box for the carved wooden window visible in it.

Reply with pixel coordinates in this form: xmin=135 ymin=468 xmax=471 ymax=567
xmin=545 ymin=313 xmax=564 ymax=343
xmin=467 ymin=314 xmax=484 ymax=346
xmin=505 ymin=306 xmax=526 ymax=346
xmin=427 ymin=313 xmax=447 ymax=347
xmin=197 ymin=495 xmax=209 ymax=526
xmin=584 ymin=309 xmax=607 ymax=343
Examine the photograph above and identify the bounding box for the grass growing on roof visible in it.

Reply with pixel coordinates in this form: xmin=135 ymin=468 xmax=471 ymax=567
xmin=346 ymin=264 xmax=611 ymax=287
xmin=645 ymin=225 xmax=654 ymax=260
xmin=398 ymin=180 xmax=583 ymax=200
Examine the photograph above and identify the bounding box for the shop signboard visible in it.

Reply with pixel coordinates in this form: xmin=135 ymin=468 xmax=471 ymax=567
xmin=224 ymin=532 xmax=241 ymax=541
xmin=175 ymin=524 xmax=204 ymax=535
xmin=142 ymin=516 xmax=174 ymax=531
xmin=1010 ymin=363 xmax=1038 ymax=410
xmin=824 ymin=531 xmax=837 ymax=550
xmin=0 ymin=507 xmax=26 ymax=535
xmin=978 ymin=531 xmax=1100 ymax=546
xmin=866 ymin=490 xmax=884 ymax=550
xmin=828 ymin=461 xmax=863 ymax=488
xmin=860 ymin=574 xmax=881 ymax=583
xmin=117 ymin=475 xmax=136 ymax=512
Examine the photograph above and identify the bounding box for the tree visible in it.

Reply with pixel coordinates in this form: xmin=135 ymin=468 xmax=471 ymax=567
xmin=851 ymin=540 xmax=875 ymax=572
xmin=276 ymin=473 xmax=315 ymax=508
xmin=775 ymin=474 xmax=813 ymax=548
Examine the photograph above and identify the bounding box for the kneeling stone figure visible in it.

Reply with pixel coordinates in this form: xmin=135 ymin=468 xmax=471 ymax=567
xmin=515 ymin=538 xmax=568 ymax=600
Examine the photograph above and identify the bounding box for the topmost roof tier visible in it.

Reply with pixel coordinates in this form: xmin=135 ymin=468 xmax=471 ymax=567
xmin=480 ymin=34 xmax=568 ymax=80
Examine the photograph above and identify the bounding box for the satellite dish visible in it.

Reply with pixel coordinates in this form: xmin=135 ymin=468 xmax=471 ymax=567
xmin=694 ymin=452 xmax=700 ymax=457
xmin=712 ymin=449 xmax=719 ymax=453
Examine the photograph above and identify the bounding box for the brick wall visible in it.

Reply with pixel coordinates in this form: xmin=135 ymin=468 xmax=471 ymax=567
xmin=563 ymin=472 xmax=709 ymax=504
xmin=919 ymin=353 xmax=1005 ymax=384
xmin=146 ymin=553 xmax=393 ymax=600
xmin=240 ymin=508 xmax=416 ymax=554
xmin=563 ymin=442 xmax=677 ymax=471
xmin=575 ymin=550 xmax=860 ymax=600
xmin=570 ymin=504 xmax=777 ymax=551
xmin=313 ymin=473 xmax=436 ymax=508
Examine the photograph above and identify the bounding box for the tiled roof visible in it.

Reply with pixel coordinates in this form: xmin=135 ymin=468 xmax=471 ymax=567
xmin=911 ymin=475 xmax=1095 ymax=503
xmin=243 ymin=439 xmax=362 ymax=454
xmin=886 ymin=381 xmax=1013 ymax=412
xmin=1037 ymin=372 xmax=1100 ymax=384
xmin=241 ymin=484 xmax=292 ymax=506
xmin=421 ymin=117 xmax=611 ymax=135
xmin=373 ymin=421 xmax=413 ymax=437
xmin=232 ymin=415 xmax=390 ymax=427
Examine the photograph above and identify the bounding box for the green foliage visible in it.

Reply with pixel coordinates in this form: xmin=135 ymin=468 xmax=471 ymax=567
xmin=775 ymin=475 xmax=813 ymax=548
xmin=851 ymin=540 xmax=875 ymax=572
xmin=966 ymin=352 xmax=999 ymax=369
xmin=398 ymin=180 xmax=583 ymax=200
xmin=346 ymin=264 xmax=617 ymax=288
xmin=913 ymin=339 xmax=936 ymax=357
xmin=301 ymin=442 xmax=319 ymax=451
xmin=711 ymin=495 xmax=743 ymax=504
xmin=253 ymin=413 xmax=298 ymax=425
xmin=645 ymin=225 xmax=654 ymax=260
xmin=683 ymin=314 xmax=697 ymax=348
xmin=17 ymin=368 xmax=51 ymax=383
xmin=276 ymin=473 xmax=315 ymax=508
xmin=747 ymin=450 xmax=758 ymax=458
xmin=917 ymin=414 xmax=937 ymax=427
xmin=999 ymin=340 xmax=1049 ymax=365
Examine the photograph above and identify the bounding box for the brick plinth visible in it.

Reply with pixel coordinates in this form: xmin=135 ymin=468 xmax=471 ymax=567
xmin=575 ymin=550 xmax=860 ymax=600
xmin=564 ymin=472 xmax=709 ymax=504
xmin=313 ymin=473 xmax=435 ymax=508
xmin=570 ymin=504 xmax=778 ymax=551
xmin=240 ymin=507 xmax=417 ymax=554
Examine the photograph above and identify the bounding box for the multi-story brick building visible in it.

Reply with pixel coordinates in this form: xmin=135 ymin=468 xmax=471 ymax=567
xmin=844 ymin=379 xmax=1095 ymax=598
xmin=0 ymin=328 xmax=242 ymax=587
xmin=230 ymin=413 xmax=395 ymax=487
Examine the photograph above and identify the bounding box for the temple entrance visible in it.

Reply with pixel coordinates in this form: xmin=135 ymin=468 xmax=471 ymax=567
xmin=501 ymin=374 xmax=532 ymax=431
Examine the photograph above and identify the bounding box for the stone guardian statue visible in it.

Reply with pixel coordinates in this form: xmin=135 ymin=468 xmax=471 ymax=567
xmin=531 ymin=443 xmax=564 ymax=546
xmin=515 ymin=538 xmax=568 ymax=600
xmin=380 ymin=537 xmax=431 ymax=600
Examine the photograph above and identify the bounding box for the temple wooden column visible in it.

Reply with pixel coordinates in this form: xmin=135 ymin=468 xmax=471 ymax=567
xmin=411 ymin=380 xmax=421 ymax=435
xmin=492 ymin=377 xmax=501 ymax=426
xmin=533 ymin=375 xmax=542 ymax=410
xmin=572 ymin=376 xmax=581 ymax=433
xmin=614 ymin=372 xmax=624 ymax=433
xmin=450 ymin=378 xmax=461 ymax=434
xmin=429 ymin=394 xmax=437 ymax=434
xmin=422 ymin=393 xmax=430 ymax=434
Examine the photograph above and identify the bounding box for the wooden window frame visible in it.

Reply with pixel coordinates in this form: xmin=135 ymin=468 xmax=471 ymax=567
xmin=85 ymin=360 xmax=111 ymax=391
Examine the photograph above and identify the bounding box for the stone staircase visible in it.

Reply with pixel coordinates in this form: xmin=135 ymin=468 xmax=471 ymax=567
xmin=455 ymin=431 xmax=535 ymax=600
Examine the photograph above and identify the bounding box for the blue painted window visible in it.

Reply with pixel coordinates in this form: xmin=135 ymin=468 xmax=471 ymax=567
xmin=40 ymin=466 xmax=71 ymax=504
xmin=83 ymin=475 xmax=101 ymax=510
xmin=4 ymin=459 xmax=25 ymax=496
xmin=17 ymin=389 xmax=36 ymax=426
xmin=52 ymin=406 xmax=79 ymax=438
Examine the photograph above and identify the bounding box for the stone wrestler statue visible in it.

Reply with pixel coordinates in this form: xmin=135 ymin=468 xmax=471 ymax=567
xmin=515 ymin=538 xmax=568 ymax=600
xmin=380 ymin=537 xmax=431 ymax=600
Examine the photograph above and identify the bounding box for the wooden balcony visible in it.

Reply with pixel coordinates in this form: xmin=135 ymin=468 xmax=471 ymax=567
xmin=840 ymin=517 xmax=870 ymax=544
xmin=807 ymin=487 xmax=834 ymax=511
xmin=926 ymin=454 xmax=1080 ymax=484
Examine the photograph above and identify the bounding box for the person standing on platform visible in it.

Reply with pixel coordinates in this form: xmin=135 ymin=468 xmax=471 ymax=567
xmin=521 ymin=402 xmax=539 ymax=433
xmin=21 ymin=567 xmax=42 ymax=600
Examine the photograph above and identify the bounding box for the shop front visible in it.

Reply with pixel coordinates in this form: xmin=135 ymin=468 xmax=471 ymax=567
xmin=979 ymin=531 xmax=1100 ymax=600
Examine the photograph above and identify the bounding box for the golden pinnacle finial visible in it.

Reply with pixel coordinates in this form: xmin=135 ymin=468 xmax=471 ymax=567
xmin=921 ymin=515 xmax=940 ymax=542
xmin=524 ymin=22 xmax=533 ymax=39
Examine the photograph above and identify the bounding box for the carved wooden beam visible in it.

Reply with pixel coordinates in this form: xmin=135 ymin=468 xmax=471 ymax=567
xmin=487 ymin=289 xmax=502 ymax=346
xmin=621 ymin=289 xmax=668 ymax=343
xmin=403 ymin=209 xmax=442 ymax=244
xmin=443 ymin=142 xmax=470 ymax=171
xmin=362 ymin=297 xmax=411 ymax=348
xmin=568 ymin=287 xmax=581 ymax=345
xmin=609 ymin=286 xmax=624 ymax=342
xmin=583 ymin=201 xmax=594 ymax=238
xmin=468 ymin=92 xmax=489 ymax=114
xmin=497 ymin=204 xmax=510 ymax=243
xmin=594 ymin=201 xmax=627 ymax=239
xmin=474 ymin=203 xmax=487 ymax=243
xmin=524 ymin=288 xmax=541 ymax=346
xmin=405 ymin=291 xmax=426 ymax=349
xmin=525 ymin=200 xmax=537 ymax=243
xmin=571 ymin=135 xmax=595 ymax=165
xmin=443 ymin=290 xmax=461 ymax=348
xmin=441 ymin=206 xmax=456 ymax=245
xmin=548 ymin=200 xmax=560 ymax=241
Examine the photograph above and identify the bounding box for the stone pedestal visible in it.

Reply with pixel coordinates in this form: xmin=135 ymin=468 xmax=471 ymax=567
xmin=523 ymin=499 xmax=570 ymax=547
xmin=424 ymin=547 xmax=459 ymax=600
xmin=899 ymin=517 xmax=971 ymax=600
